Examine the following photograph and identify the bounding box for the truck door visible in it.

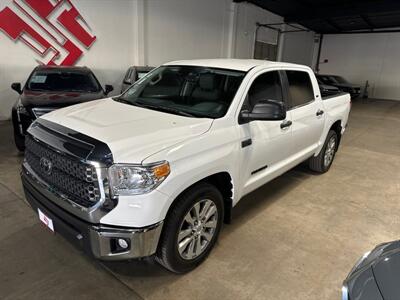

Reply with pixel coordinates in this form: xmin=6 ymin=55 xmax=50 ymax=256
xmin=238 ymin=70 xmax=292 ymax=196
xmin=282 ymin=70 xmax=325 ymax=159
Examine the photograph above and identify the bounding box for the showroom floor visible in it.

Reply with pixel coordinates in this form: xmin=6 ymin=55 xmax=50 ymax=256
xmin=0 ymin=99 xmax=399 ymax=300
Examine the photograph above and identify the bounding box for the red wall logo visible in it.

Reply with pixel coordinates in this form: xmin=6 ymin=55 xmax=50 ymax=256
xmin=0 ymin=0 xmax=96 ymax=65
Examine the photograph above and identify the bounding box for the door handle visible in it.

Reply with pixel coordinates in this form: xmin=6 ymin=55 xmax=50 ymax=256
xmin=241 ymin=138 xmax=252 ymax=148
xmin=316 ymin=109 xmax=324 ymax=116
xmin=280 ymin=120 xmax=292 ymax=129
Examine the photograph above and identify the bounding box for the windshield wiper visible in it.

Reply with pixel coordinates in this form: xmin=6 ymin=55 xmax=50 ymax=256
xmin=134 ymin=101 xmax=196 ymax=117
xmin=114 ymin=97 xmax=132 ymax=105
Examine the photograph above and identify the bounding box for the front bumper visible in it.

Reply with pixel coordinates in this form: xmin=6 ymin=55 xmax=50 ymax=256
xmin=21 ymin=171 xmax=163 ymax=260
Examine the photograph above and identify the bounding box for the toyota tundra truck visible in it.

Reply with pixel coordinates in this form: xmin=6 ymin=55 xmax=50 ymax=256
xmin=21 ymin=59 xmax=351 ymax=273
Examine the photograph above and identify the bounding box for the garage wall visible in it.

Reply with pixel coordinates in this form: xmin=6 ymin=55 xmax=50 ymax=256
xmin=281 ymin=29 xmax=316 ymax=67
xmin=233 ymin=3 xmax=282 ymax=59
xmin=141 ymin=0 xmax=285 ymax=65
xmin=319 ymin=32 xmax=400 ymax=100
xmin=143 ymin=0 xmax=229 ymax=66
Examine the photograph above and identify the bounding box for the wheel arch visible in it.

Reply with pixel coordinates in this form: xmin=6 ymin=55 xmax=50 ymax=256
xmin=329 ymin=120 xmax=343 ymax=149
xmin=164 ymin=171 xmax=234 ymax=225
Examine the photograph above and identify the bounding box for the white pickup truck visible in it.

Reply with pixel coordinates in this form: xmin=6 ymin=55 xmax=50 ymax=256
xmin=21 ymin=59 xmax=350 ymax=273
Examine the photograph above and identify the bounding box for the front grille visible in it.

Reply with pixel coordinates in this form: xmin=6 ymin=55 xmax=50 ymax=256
xmin=25 ymin=135 xmax=101 ymax=208
xmin=31 ymin=107 xmax=56 ymax=119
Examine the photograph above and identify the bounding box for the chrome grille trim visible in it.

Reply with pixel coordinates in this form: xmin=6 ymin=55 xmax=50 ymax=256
xmin=32 ymin=107 xmax=56 ymax=118
xmin=24 ymin=134 xmax=101 ymax=208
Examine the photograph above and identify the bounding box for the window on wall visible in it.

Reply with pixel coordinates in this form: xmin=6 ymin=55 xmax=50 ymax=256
xmin=254 ymin=41 xmax=278 ymax=61
xmin=285 ymin=71 xmax=314 ymax=108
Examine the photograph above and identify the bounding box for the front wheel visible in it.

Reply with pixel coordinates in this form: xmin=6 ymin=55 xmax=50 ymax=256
xmin=14 ymin=131 xmax=25 ymax=152
xmin=156 ymin=182 xmax=224 ymax=273
xmin=309 ymin=130 xmax=338 ymax=173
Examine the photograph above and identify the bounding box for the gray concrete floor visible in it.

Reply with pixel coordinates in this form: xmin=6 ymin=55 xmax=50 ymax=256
xmin=0 ymin=99 xmax=399 ymax=300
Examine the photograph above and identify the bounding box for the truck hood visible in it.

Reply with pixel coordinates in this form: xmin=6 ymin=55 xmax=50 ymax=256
xmin=41 ymin=98 xmax=213 ymax=163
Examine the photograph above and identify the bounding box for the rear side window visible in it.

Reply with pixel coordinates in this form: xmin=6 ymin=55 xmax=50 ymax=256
xmin=286 ymin=71 xmax=314 ymax=108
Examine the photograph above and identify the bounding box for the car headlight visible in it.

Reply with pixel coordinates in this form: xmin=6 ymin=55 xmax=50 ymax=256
xmin=349 ymin=243 xmax=390 ymax=275
xmin=16 ymin=98 xmax=27 ymax=115
xmin=109 ymin=161 xmax=170 ymax=196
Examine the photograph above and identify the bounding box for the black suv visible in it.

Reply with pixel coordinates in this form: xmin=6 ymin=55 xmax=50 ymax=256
xmin=316 ymin=74 xmax=361 ymax=99
xmin=11 ymin=66 xmax=113 ymax=151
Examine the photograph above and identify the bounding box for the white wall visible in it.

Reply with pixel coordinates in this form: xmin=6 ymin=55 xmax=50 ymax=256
xmin=233 ymin=3 xmax=282 ymax=59
xmin=141 ymin=0 xmax=285 ymax=65
xmin=319 ymin=32 xmax=400 ymax=100
xmin=143 ymin=0 xmax=230 ymax=66
xmin=281 ymin=29 xmax=316 ymax=67
xmin=0 ymin=0 xmax=316 ymax=120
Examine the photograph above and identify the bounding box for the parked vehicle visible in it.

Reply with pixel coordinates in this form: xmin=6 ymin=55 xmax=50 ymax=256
xmin=316 ymin=74 xmax=361 ymax=98
xmin=11 ymin=66 xmax=113 ymax=151
xmin=342 ymin=240 xmax=400 ymax=300
xmin=316 ymin=78 xmax=340 ymax=97
xmin=21 ymin=59 xmax=350 ymax=273
xmin=121 ymin=66 xmax=154 ymax=93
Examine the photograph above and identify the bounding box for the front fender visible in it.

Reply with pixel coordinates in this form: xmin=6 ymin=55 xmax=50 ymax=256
xmin=145 ymin=125 xmax=241 ymax=222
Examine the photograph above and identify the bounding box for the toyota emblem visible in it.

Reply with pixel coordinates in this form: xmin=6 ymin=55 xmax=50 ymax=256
xmin=40 ymin=157 xmax=53 ymax=175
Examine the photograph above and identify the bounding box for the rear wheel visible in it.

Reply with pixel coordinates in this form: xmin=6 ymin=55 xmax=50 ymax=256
xmin=156 ymin=182 xmax=224 ymax=273
xmin=309 ymin=130 xmax=338 ymax=173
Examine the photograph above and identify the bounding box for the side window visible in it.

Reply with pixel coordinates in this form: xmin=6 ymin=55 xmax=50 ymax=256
xmin=286 ymin=71 xmax=314 ymax=108
xmin=245 ymin=71 xmax=283 ymax=110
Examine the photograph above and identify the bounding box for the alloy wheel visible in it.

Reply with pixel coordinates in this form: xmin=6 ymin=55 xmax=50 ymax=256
xmin=324 ymin=136 xmax=336 ymax=167
xmin=177 ymin=199 xmax=218 ymax=260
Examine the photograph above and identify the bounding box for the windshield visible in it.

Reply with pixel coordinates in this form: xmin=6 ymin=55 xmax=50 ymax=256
xmin=26 ymin=70 xmax=102 ymax=92
xmin=115 ymin=66 xmax=246 ymax=118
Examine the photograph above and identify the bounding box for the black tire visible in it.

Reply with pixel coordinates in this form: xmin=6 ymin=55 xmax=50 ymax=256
xmin=156 ymin=182 xmax=224 ymax=273
xmin=309 ymin=130 xmax=338 ymax=173
xmin=14 ymin=131 xmax=25 ymax=152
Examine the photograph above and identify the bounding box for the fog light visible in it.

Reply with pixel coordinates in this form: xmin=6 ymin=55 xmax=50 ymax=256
xmin=118 ymin=238 xmax=129 ymax=249
xmin=110 ymin=237 xmax=131 ymax=253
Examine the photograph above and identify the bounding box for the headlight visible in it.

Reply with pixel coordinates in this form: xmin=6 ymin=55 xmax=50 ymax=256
xmin=109 ymin=161 xmax=170 ymax=196
xmin=349 ymin=243 xmax=390 ymax=275
xmin=16 ymin=98 xmax=27 ymax=115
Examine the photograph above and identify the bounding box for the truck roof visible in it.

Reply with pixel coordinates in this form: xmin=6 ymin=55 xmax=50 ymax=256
xmin=164 ymin=59 xmax=306 ymax=72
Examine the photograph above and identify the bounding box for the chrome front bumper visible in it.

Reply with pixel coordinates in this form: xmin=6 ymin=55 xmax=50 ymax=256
xmin=89 ymin=222 xmax=163 ymax=260
xmin=21 ymin=168 xmax=163 ymax=260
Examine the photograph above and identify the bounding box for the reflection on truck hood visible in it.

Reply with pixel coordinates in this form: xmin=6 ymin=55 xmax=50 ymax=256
xmin=41 ymin=98 xmax=213 ymax=163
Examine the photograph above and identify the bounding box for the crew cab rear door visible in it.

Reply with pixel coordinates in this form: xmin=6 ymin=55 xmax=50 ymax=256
xmin=282 ymin=69 xmax=325 ymax=159
xmin=238 ymin=70 xmax=293 ymax=195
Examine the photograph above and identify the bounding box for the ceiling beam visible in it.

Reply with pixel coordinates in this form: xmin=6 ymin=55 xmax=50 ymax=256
xmin=325 ymin=19 xmax=343 ymax=32
xmin=285 ymin=1 xmax=400 ymax=23
xmin=360 ymin=14 xmax=375 ymax=29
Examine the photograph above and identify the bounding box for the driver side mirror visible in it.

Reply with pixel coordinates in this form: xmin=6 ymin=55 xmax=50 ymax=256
xmin=11 ymin=82 xmax=22 ymax=94
xmin=105 ymin=84 xmax=114 ymax=95
xmin=239 ymin=99 xmax=286 ymax=124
